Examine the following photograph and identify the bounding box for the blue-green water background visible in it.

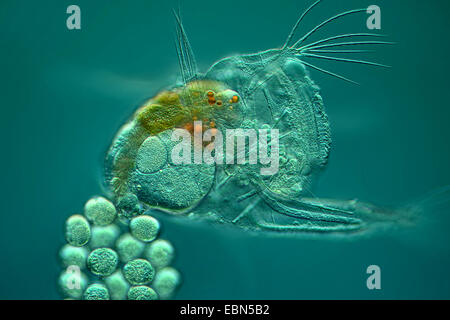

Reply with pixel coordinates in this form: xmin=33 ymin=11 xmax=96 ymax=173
xmin=1 ymin=0 xmax=449 ymax=299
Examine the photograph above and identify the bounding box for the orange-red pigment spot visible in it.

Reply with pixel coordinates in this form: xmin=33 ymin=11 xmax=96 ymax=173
xmin=184 ymin=122 xmax=193 ymax=131
xmin=208 ymin=96 xmax=216 ymax=105
xmin=205 ymin=142 xmax=215 ymax=151
xmin=194 ymin=122 xmax=203 ymax=134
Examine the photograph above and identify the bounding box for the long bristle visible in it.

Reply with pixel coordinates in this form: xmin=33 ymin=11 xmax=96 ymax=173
xmin=173 ymin=8 xmax=198 ymax=84
xmin=292 ymin=8 xmax=367 ymax=48
xmin=301 ymin=53 xmax=390 ymax=68
xmin=282 ymin=0 xmax=322 ymax=49
xmin=300 ymin=60 xmax=360 ymax=85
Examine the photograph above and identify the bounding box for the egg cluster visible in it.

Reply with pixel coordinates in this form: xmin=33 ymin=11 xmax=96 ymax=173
xmin=58 ymin=196 xmax=181 ymax=300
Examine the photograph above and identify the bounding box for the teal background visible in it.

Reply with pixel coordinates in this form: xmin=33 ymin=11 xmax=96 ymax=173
xmin=0 ymin=0 xmax=449 ymax=299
